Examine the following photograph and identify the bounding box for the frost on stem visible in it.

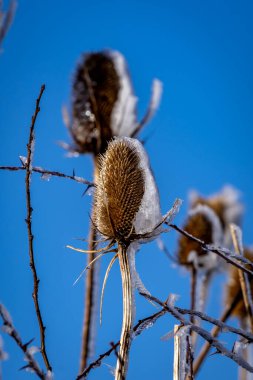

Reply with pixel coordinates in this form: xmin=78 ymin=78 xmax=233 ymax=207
xmin=63 ymin=50 xmax=162 ymax=156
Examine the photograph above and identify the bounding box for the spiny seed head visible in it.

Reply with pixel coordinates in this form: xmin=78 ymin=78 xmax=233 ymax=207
xmin=94 ymin=137 xmax=145 ymax=241
xmin=178 ymin=212 xmax=214 ymax=267
xmin=226 ymin=248 xmax=253 ymax=320
xmin=71 ymin=51 xmax=120 ymax=154
xmin=190 ymin=186 xmax=243 ymax=229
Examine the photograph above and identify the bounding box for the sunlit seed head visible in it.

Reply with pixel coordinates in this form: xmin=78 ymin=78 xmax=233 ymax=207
xmin=94 ymin=138 xmax=145 ymax=241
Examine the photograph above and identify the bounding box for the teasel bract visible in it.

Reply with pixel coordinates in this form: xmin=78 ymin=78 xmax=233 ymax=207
xmin=94 ymin=137 xmax=161 ymax=380
xmin=177 ymin=186 xmax=243 ymax=345
xmin=63 ymin=50 xmax=162 ymax=373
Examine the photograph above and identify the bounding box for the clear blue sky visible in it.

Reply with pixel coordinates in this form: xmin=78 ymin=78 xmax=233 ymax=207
xmin=1 ymin=0 xmax=253 ymax=379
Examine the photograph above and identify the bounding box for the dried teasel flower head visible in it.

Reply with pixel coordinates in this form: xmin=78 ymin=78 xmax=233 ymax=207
xmin=226 ymin=248 xmax=253 ymax=322
xmin=94 ymin=137 xmax=161 ymax=242
xmin=177 ymin=203 xmax=223 ymax=271
xmin=189 ymin=186 xmax=243 ymax=237
xmin=178 ymin=186 xmax=243 ymax=270
xmin=62 ymin=50 xmax=162 ymax=156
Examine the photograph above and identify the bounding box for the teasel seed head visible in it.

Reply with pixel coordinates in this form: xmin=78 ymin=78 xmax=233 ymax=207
xmin=226 ymin=248 xmax=253 ymax=321
xmin=189 ymin=186 xmax=243 ymax=243
xmin=63 ymin=50 xmax=162 ymax=156
xmin=94 ymin=137 xmax=161 ymax=242
xmin=178 ymin=203 xmax=223 ymax=270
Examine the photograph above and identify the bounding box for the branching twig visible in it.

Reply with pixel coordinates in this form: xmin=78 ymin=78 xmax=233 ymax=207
xmin=25 ymin=84 xmax=51 ymax=372
xmin=169 ymin=224 xmax=253 ymax=276
xmin=140 ymin=292 xmax=253 ymax=374
xmin=77 ymin=308 xmax=166 ymax=379
xmin=0 ymin=304 xmax=45 ymax=379
xmin=0 ymin=165 xmax=93 ymax=187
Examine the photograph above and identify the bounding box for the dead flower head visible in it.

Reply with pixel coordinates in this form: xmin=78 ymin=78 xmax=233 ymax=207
xmin=94 ymin=137 xmax=161 ymax=243
xmin=62 ymin=50 xmax=162 ymax=156
xmin=178 ymin=186 xmax=243 ymax=271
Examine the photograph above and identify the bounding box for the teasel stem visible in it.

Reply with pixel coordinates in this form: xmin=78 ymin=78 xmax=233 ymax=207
xmin=230 ymin=224 xmax=253 ymax=333
xmin=115 ymin=243 xmax=134 ymax=380
xmin=193 ymin=287 xmax=245 ymax=375
xmin=79 ymin=158 xmax=99 ymax=373
xmin=190 ymin=267 xmax=212 ymax=349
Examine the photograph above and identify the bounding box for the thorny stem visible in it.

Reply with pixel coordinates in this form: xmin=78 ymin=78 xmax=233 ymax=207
xmin=0 ymin=165 xmax=93 ymax=187
xmin=169 ymin=224 xmax=253 ymax=277
xmin=77 ymin=309 xmax=166 ymax=379
xmin=25 ymin=85 xmax=51 ymax=371
xmin=140 ymin=292 xmax=253 ymax=374
xmin=193 ymin=288 xmax=245 ymax=375
xmin=115 ymin=243 xmax=134 ymax=380
xmin=79 ymin=158 xmax=99 ymax=373
xmin=0 ymin=304 xmax=45 ymax=379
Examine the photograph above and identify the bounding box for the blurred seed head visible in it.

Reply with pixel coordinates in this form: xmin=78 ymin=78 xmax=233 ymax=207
xmin=62 ymin=50 xmax=162 ymax=157
xmin=68 ymin=50 xmax=138 ymax=155
xmin=178 ymin=204 xmax=223 ymax=271
xmin=226 ymin=248 xmax=253 ymax=321
xmin=178 ymin=186 xmax=243 ymax=271
xmin=189 ymin=186 xmax=243 ymax=231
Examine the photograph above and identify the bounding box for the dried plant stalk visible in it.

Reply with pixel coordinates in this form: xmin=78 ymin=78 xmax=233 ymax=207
xmin=79 ymin=161 xmax=99 ymax=373
xmin=193 ymin=287 xmax=245 ymax=375
xmin=115 ymin=243 xmax=134 ymax=380
xmin=230 ymin=224 xmax=253 ymax=332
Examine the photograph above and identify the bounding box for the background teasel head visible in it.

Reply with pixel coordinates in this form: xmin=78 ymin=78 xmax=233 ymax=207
xmin=63 ymin=50 xmax=162 ymax=156
xmin=189 ymin=186 xmax=243 ymax=246
xmin=94 ymin=137 xmax=161 ymax=242
xmin=177 ymin=203 xmax=223 ymax=271
xmin=178 ymin=186 xmax=243 ymax=270
xmin=226 ymin=247 xmax=253 ymax=322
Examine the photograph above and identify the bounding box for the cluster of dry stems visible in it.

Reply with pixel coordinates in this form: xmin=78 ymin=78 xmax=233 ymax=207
xmin=1 ymin=45 xmax=253 ymax=380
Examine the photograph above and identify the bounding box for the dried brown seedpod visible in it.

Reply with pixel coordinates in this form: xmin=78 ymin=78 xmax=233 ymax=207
xmin=226 ymin=248 xmax=253 ymax=321
xmin=94 ymin=138 xmax=145 ymax=241
xmin=178 ymin=204 xmax=223 ymax=270
xmin=94 ymin=137 xmax=161 ymax=243
xmin=62 ymin=50 xmax=162 ymax=156
xmin=190 ymin=186 xmax=243 ymax=243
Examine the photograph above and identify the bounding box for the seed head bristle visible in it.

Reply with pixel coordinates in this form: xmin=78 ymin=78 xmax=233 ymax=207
xmin=94 ymin=138 xmax=145 ymax=241
xmin=226 ymin=248 xmax=253 ymax=320
xmin=72 ymin=52 xmax=120 ymax=154
xmin=178 ymin=212 xmax=213 ymax=266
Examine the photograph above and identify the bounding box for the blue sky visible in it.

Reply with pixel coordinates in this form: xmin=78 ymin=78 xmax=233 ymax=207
xmin=0 ymin=0 xmax=253 ymax=379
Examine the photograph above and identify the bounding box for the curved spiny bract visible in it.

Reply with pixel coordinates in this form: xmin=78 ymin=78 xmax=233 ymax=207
xmin=94 ymin=138 xmax=145 ymax=242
